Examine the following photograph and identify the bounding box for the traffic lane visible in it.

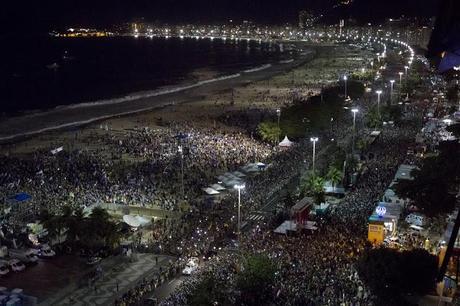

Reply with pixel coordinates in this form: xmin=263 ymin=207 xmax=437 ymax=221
xmin=0 ymin=255 xmax=89 ymax=301
xmin=147 ymin=274 xmax=185 ymax=303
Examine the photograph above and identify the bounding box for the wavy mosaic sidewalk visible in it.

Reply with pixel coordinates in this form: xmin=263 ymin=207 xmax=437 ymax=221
xmin=54 ymin=254 xmax=174 ymax=306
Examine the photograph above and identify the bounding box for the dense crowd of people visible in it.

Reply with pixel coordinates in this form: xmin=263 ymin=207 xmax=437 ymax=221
xmin=159 ymin=104 xmax=422 ymax=305
xmin=0 ymin=39 xmax=443 ymax=306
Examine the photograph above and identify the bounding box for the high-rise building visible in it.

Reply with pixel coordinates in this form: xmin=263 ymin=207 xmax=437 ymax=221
xmin=298 ymin=10 xmax=314 ymax=29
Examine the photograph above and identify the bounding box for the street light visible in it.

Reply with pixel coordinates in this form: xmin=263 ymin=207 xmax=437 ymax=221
xmin=234 ymin=184 xmax=245 ymax=238
xmin=310 ymin=137 xmax=319 ymax=174
xmin=404 ymin=65 xmax=409 ymax=76
xmin=343 ymin=75 xmax=348 ymax=100
xmin=398 ymin=72 xmax=404 ymax=102
xmin=351 ymin=108 xmax=359 ymax=155
xmin=390 ymin=80 xmax=395 ymax=104
xmin=178 ymin=145 xmax=185 ymax=200
xmin=376 ymin=90 xmax=382 ymax=117
xmin=276 ymin=108 xmax=281 ymax=144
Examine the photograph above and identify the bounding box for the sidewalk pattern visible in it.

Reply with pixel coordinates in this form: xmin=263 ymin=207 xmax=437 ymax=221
xmin=51 ymin=254 xmax=173 ymax=306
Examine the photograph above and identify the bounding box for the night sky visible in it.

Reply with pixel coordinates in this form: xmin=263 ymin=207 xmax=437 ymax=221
xmin=1 ymin=0 xmax=441 ymax=33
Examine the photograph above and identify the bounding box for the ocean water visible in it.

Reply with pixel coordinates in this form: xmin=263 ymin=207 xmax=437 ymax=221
xmin=0 ymin=36 xmax=282 ymax=115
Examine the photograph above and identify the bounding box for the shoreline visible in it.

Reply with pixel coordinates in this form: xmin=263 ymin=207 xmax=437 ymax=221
xmin=0 ymin=46 xmax=316 ymax=145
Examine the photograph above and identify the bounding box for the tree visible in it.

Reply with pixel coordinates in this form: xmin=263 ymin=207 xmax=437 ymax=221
xmin=326 ymin=166 xmax=343 ymax=190
xmin=188 ymin=273 xmax=232 ymax=306
xmin=40 ymin=209 xmax=66 ymax=245
xmin=237 ymin=254 xmax=276 ymax=305
xmin=446 ymin=123 xmax=460 ymax=139
xmin=357 ymin=248 xmax=437 ymax=306
xmin=394 ymin=141 xmax=460 ymax=216
xmin=366 ymin=106 xmax=381 ymax=128
xmin=394 ymin=158 xmax=455 ymax=216
xmin=257 ymin=121 xmax=281 ymax=145
xmin=300 ymin=172 xmax=326 ymax=205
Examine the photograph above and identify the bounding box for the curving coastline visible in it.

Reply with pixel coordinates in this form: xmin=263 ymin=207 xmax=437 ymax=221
xmin=0 ymin=47 xmax=316 ymax=144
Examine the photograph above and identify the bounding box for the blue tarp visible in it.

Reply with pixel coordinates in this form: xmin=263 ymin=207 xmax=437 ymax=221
xmin=10 ymin=192 xmax=32 ymax=202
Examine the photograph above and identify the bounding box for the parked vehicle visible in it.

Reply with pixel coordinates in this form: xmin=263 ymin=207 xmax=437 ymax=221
xmin=405 ymin=213 xmax=427 ymax=227
xmin=9 ymin=259 xmax=26 ymax=272
xmin=0 ymin=260 xmax=10 ymax=276
xmin=39 ymin=244 xmax=56 ymax=258
xmin=182 ymin=257 xmax=199 ymax=275
xmin=9 ymin=249 xmax=39 ymax=264
xmin=86 ymin=256 xmax=102 ymax=266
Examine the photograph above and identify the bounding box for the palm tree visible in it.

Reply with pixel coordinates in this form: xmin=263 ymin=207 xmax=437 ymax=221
xmin=257 ymin=121 xmax=281 ymax=145
xmin=300 ymin=172 xmax=326 ymax=205
xmin=40 ymin=209 xmax=65 ymax=245
xmin=65 ymin=206 xmax=85 ymax=245
xmin=86 ymin=207 xmax=121 ymax=251
xmin=327 ymin=166 xmax=343 ymax=192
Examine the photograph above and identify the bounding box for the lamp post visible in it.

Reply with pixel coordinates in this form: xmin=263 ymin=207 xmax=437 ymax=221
xmin=376 ymin=90 xmax=382 ymax=117
xmin=310 ymin=137 xmax=318 ymax=174
xmin=398 ymin=71 xmax=404 ymax=97
xmin=404 ymin=65 xmax=409 ymax=77
xmin=234 ymin=184 xmax=245 ymax=239
xmin=343 ymin=75 xmax=348 ymax=100
xmin=178 ymin=145 xmax=184 ymax=200
xmin=390 ymin=80 xmax=395 ymax=104
xmin=351 ymin=108 xmax=358 ymax=155
xmin=276 ymin=108 xmax=281 ymax=144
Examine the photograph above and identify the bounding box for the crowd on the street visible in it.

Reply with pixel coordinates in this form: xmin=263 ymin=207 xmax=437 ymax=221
xmin=158 ymin=103 xmax=422 ymax=305
xmin=0 ymin=38 xmax=442 ymax=306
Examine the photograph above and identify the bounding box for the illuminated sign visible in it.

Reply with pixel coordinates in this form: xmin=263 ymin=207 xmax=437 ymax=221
xmin=376 ymin=206 xmax=386 ymax=218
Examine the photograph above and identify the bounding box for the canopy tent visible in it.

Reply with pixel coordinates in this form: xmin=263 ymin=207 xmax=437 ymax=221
xmin=122 ymin=215 xmax=151 ymax=228
xmin=10 ymin=192 xmax=32 ymax=202
xmin=279 ymin=136 xmax=293 ymax=147
xmin=211 ymin=184 xmax=226 ymax=191
xmin=123 ymin=215 xmax=141 ymax=228
xmin=203 ymin=187 xmax=220 ymax=195
xmin=274 ymin=220 xmax=318 ymax=234
xmin=232 ymin=171 xmax=246 ymax=178
xmin=240 ymin=162 xmax=266 ymax=173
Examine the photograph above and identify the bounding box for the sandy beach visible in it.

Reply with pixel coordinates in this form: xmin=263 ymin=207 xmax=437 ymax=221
xmin=0 ymin=43 xmax=372 ymax=155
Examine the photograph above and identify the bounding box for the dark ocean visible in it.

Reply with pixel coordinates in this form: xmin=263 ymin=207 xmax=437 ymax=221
xmin=0 ymin=36 xmax=282 ymax=115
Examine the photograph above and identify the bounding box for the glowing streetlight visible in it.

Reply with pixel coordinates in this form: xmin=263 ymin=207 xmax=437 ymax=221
xmin=234 ymin=184 xmax=245 ymax=237
xmin=398 ymin=72 xmax=404 ymax=102
xmin=310 ymin=137 xmax=319 ymax=174
xmin=276 ymin=108 xmax=281 ymax=144
xmin=390 ymin=80 xmax=395 ymax=104
xmin=343 ymin=75 xmax=348 ymax=100
xmin=376 ymin=90 xmax=383 ymax=117
xmin=351 ymin=108 xmax=359 ymax=154
xmin=178 ymin=145 xmax=184 ymax=200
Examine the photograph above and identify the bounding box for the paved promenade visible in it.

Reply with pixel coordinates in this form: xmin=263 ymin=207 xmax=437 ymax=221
xmin=41 ymin=253 xmax=175 ymax=306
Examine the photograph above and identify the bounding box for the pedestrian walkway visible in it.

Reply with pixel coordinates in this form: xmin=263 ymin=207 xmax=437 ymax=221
xmin=42 ymin=253 xmax=175 ymax=306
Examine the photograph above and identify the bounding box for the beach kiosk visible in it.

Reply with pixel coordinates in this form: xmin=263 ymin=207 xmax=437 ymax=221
xmin=368 ymin=202 xmax=402 ymax=245
xmin=291 ymin=197 xmax=313 ymax=225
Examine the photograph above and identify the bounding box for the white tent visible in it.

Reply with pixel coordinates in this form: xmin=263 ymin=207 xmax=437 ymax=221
xmin=123 ymin=215 xmax=141 ymax=228
xmin=279 ymin=136 xmax=293 ymax=147
xmin=211 ymin=184 xmax=226 ymax=191
xmin=203 ymin=187 xmax=220 ymax=195
xmin=136 ymin=216 xmax=151 ymax=226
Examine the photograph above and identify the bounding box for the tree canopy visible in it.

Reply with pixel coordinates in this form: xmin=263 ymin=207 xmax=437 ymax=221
xmin=40 ymin=205 xmax=122 ymax=252
xmin=257 ymin=121 xmax=281 ymax=144
xmin=236 ymin=254 xmax=277 ymax=305
xmin=394 ymin=140 xmax=460 ymax=216
xmin=357 ymin=248 xmax=438 ymax=305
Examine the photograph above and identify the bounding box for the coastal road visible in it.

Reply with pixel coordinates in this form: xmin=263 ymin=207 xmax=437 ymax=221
xmin=0 ymin=45 xmax=318 ymax=144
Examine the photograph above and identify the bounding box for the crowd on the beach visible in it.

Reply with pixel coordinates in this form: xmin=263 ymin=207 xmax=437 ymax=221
xmin=0 ymin=38 xmax=440 ymax=306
